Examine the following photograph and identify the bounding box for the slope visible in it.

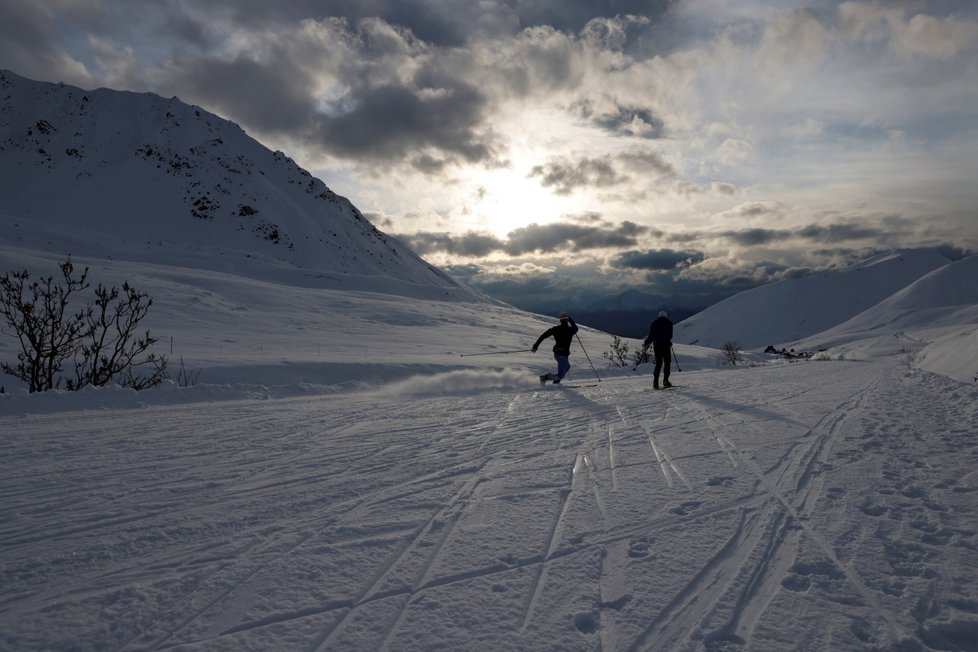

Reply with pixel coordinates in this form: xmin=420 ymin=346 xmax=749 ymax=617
xmin=674 ymin=250 xmax=950 ymax=349
xmin=793 ymin=255 xmax=978 ymax=383
xmin=0 ymin=69 xmax=468 ymax=298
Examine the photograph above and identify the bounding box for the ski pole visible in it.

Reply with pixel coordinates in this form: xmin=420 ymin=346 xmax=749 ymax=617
xmin=671 ymin=344 xmax=682 ymax=372
xmin=459 ymin=348 xmax=534 ymax=357
xmin=576 ymin=333 xmax=601 ymax=381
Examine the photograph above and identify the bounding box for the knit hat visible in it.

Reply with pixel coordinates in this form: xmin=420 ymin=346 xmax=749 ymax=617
xmin=658 ymin=310 xmax=668 ymax=318
xmin=558 ymin=311 xmax=569 ymax=320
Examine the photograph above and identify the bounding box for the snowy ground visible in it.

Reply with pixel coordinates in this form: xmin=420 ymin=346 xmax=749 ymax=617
xmin=3 ymin=357 xmax=977 ymax=651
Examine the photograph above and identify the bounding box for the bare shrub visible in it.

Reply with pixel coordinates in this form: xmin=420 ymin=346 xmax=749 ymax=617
xmin=720 ymin=341 xmax=743 ymax=366
xmin=602 ymin=335 xmax=630 ymax=367
xmin=1 ymin=259 xmax=167 ymax=392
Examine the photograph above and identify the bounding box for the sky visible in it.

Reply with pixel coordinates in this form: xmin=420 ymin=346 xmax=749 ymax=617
xmin=3 ymin=0 xmax=978 ymax=320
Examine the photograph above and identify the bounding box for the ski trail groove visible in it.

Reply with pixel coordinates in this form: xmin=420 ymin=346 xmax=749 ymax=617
xmin=679 ymin=375 xmax=904 ymax=646
xmin=520 ymin=453 xmax=579 ymax=631
xmin=312 ymin=471 xmax=485 ymax=651
xmin=608 ymin=422 xmax=620 ymax=491
xmin=642 ymin=424 xmax=692 ymax=490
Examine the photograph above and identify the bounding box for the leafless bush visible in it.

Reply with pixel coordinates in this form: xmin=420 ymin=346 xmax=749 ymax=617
xmin=632 ymin=342 xmax=652 ymax=369
xmin=0 ymin=259 xmax=167 ymax=392
xmin=175 ymin=357 xmax=201 ymax=387
xmin=602 ymin=335 xmax=630 ymax=367
xmin=720 ymin=341 xmax=743 ymax=366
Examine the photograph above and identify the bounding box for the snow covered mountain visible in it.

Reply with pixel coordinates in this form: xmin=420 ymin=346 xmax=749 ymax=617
xmin=674 ymin=249 xmax=951 ymax=349
xmin=793 ymin=254 xmax=978 ymax=383
xmin=0 ymin=69 xmax=467 ymax=297
xmin=0 ymin=70 xmax=586 ymax=391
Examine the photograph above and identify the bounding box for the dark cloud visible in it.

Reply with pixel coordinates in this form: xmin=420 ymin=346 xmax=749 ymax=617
xmin=716 ymin=221 xmax=896 ymax=247
xmin=397 ymin=219 xmax=650 ymax=257
xmin=0 ymin=3 xmax=82 ymax=83
xmin=619 ymin=149 xmax=675 ymax=175
xmin=796 ymin=223 xmax=892 ymax=243
xmin=720 ymin=228 xmax=792 ymax=247
xmin=399 ymin=231 xmax=504 ymax=257
xmin=528 ymin=156 xmax=624 ymax=195
xmin=508 ymin=0 xmax=676 ymax=37
xmin=162 ymin=56 xmax=318 ymax=134
xmin=314 ymin=81 xmax=497 ymax=165
xmin=167 ymin=0 xmax=473 ymax=47
xmin=528 ymin=149 xmax=671 ymax=195
xmin=573 ymin=98 xmax=667 ymax=138
xmin=410 ymin=154 xmax=450 ymax=175
xmin=185 ymin=0 xmax=676 ymax=44
xmin=615 ymin=249 xmax=705 ymax=270
xmin=505 ymin=221 xmax=646 ymax=254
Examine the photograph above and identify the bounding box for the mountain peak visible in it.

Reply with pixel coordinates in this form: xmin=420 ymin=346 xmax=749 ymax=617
xmin=0 ymin=69 xmax=471 ymax=298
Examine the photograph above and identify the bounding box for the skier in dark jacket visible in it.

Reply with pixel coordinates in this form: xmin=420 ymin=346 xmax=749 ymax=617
xmin=532 ymin=312 xmax=578 ymax=384
xmin=644 ymin=310 xmax=673 ymax=389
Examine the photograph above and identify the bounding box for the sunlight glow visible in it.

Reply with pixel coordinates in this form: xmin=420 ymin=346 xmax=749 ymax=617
xmin=456 ymin=155 xmax=582 ymax=238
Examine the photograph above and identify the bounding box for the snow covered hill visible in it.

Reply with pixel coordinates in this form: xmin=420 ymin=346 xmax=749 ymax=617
xmin=0 ymin=70 xmax=467 ymax=296
xmin=674 ymin=250 xmax=951 ymax=350
xmin=793 ymin=255 xmax=978 ymax=384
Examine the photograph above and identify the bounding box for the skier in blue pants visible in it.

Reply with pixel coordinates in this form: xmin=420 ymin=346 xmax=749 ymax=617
xmin=532 ymin=312 xmax=578 ymax=384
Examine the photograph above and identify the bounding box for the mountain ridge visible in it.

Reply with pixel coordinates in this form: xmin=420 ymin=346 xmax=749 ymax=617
xmin=0 ymin=69 xmax=474 ymax=299
xmin=674 ymin=248 xmax=952 ymax=349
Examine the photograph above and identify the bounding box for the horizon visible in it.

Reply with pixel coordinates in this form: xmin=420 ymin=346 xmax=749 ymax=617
xmin=2 ymin=1 xmax=978 ymax=318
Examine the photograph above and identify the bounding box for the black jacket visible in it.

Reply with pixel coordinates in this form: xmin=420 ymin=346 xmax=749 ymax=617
xmin=534 ymin=319 xmax=578 ymax=356
xmin=644 ymin=316 xmax=673 ymax=346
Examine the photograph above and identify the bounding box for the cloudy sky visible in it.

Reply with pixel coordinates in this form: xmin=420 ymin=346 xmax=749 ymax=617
xmin=3 ymin=0 xmax=978 ymax=321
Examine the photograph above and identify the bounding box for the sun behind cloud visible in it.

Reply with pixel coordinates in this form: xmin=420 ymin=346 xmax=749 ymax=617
xmin=458 ymin=153 xmax=581 ymax=238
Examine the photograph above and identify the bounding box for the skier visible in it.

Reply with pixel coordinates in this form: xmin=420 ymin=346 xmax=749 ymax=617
xmin=644 ymin=310 xmax=673 ymax=389
xmin=532 ymin=312 xmax=578 ymax=384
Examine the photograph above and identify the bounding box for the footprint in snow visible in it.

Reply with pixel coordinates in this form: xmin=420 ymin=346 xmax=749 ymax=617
xmin=628 ymin=538 xmax=654 ymax=558
xmin=670 ymin=500 xmax=703 ymax=516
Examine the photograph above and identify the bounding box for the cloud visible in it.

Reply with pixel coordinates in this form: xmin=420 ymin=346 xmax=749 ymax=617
xmin=399 ymin=231 xmax=504 ymax=257
xmin=313 ymin=80 xmax=498 ymax=165
xmin=528 ymin=156 xmax=624 ymax=195
xmin=615 ymin=249 xmax=705 ymax=271
xmin=0 ymin=2 xmax=90 ymax=84
xmin=397 ymin=218 xmax=650 ymax=257
xmin=838 ymin=3 xmax=978 ymax=60
xmin=528 ymin=149 xmax=673 ymax=195
xmin=571 ymin=97 xmax=666 ymax=138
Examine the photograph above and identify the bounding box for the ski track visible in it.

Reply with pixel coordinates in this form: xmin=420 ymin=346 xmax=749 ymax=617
xmin=2 ymin=360 xmax=977 ymax=650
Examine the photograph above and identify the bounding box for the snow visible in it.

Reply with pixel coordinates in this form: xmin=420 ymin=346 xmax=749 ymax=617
xmin=792 ymin=256 xmax=978 ymax=384
xmin=4 ymin=355 xmax=978 ymax=651
xmin=2 ymin=71 xmax=978 ymax=651
xmin=675 ymin=249 xmax=951 ymax=350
